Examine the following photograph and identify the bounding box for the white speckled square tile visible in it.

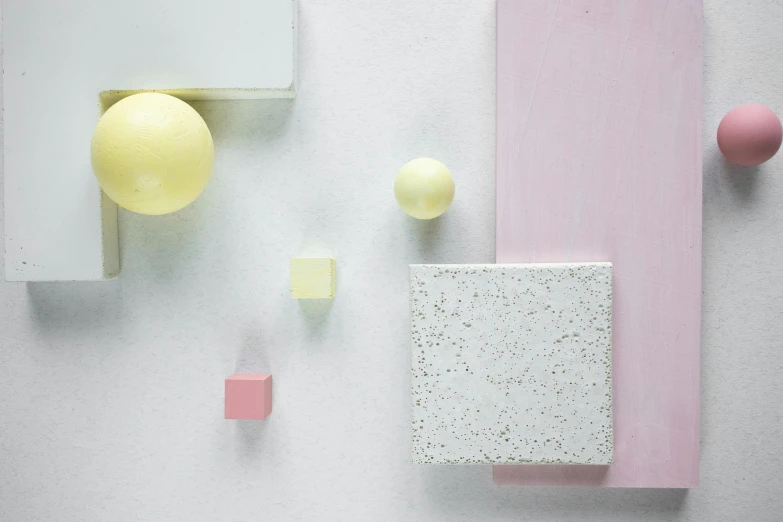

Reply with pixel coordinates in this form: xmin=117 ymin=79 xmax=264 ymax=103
xmin=410 ymin=263 xmax=613 ymax=465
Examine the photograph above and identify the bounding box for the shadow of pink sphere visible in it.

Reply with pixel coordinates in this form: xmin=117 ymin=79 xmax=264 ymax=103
xmin=717 ymin=104 xmax=782 ymax=167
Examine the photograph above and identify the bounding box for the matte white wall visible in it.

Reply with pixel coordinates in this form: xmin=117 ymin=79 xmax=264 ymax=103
xmin=1 ymin=1 xmax=782 ymax=520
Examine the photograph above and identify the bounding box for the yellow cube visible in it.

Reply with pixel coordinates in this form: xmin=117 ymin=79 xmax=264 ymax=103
xmin=290 ymin=258 xmax=336 ymax=299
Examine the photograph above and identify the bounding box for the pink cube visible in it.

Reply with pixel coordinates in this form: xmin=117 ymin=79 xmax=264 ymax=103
xmin=225 ymin=374 xmax=273 ymax=420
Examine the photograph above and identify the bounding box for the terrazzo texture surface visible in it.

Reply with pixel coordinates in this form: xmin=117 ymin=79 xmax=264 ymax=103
xmin=410 ymin=263 xmax=613 ymax=465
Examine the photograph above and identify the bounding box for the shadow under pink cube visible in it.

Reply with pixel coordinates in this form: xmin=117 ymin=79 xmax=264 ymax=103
xmin=225 ymin=374 xmax=273 ymax=420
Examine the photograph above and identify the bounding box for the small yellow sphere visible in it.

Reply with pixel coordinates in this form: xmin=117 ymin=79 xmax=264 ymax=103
xmin=91 ymin=93 xmax=214 ymax=215
xmin=394 ymin=158 xmax=455 ymax=219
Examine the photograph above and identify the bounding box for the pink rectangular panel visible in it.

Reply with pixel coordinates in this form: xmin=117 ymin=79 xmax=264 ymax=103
xmin=495 ymin=0 xmax=702 ymax=488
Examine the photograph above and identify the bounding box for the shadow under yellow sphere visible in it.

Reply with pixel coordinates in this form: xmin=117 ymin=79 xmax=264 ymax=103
xmin=91 ymin=92 xmax=214 ymax=215
xmin=394 ymin=158 xmax=455 ymax=219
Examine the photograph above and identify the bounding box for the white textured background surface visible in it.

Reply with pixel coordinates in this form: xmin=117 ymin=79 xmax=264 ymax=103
xmin=1 ymin=1 xmax=782 ymax=520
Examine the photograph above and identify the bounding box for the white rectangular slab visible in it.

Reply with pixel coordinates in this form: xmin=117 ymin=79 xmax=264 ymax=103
xmin=3 ymin=0 xmax=297 ymax=281
xmin=410 ymin=263 xmax=613 ymax=465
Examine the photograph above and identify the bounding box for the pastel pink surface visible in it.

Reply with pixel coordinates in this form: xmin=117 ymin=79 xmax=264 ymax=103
xmin=225 ymin=374 xmax=273 ymax=420
xmin=495 ymin=0 xmax=702 ymax=488
xmin=717 ymin=104 xmax=783 ymax=166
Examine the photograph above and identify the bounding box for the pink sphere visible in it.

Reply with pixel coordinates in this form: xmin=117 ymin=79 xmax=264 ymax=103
xmin=717 ymin=104 xmax=782 ymax=166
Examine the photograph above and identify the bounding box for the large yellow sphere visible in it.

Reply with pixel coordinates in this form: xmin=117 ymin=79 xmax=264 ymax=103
xmin=91 ymin=93 xmax=214 ymax=215
xmin=394 ymin=158 xmax=455 ymax=219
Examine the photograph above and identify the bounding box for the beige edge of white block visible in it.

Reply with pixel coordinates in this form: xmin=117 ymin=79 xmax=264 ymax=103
xmin=3 ymin=0 xmax=298 ymax=281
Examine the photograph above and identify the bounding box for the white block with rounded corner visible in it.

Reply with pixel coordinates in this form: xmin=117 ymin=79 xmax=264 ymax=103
xmin=3 ymin=0 xmax=298 ymax=281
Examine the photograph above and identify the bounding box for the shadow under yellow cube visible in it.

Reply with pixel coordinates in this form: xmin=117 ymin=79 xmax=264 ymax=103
xmin=290 ymin=258 xmax=336 ymax=299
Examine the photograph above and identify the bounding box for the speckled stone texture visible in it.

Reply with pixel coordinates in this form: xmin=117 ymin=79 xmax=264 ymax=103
xmin=410 ymin=263 xmax=613 ymax=465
